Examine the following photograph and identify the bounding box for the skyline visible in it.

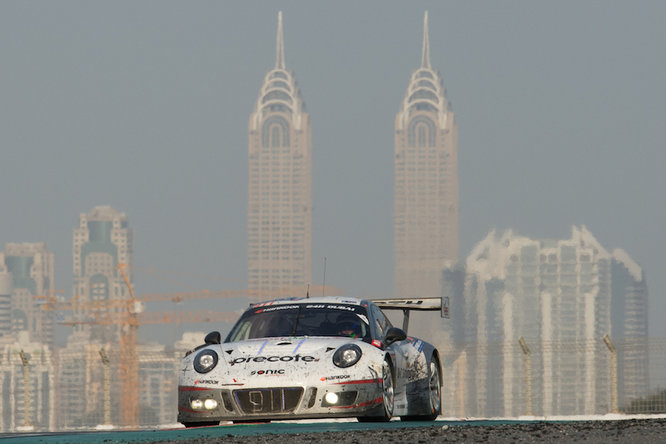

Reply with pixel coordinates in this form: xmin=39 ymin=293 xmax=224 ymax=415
xmin=1 ymin=2 xmax=664 ymax=342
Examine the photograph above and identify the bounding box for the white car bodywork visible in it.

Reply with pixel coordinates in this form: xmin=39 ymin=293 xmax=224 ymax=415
xmin=177 ymin=296 xmax=441 ymax=425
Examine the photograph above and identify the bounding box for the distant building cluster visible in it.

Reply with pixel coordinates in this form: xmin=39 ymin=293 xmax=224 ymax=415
xmin=441 ymin=226 xmax=649 ymax=416
xmin=0 ymin=206 xmax=196 ymax=431
xmin=0 ymin=11 xmax=653 ymax=431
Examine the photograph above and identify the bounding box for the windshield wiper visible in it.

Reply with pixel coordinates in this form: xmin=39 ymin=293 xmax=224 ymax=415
xmin=290 ymin=305 xmax=302 ymax=336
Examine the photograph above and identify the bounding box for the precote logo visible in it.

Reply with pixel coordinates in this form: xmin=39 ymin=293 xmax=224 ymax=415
xmin=229 ymin=355 xmax=316 ymax=366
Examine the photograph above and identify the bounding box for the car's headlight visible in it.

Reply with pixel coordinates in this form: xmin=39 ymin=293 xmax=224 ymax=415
xmin=332 ymin=344 xmax=362 ymax=368
xmin=194 ymin=349 xmax=218 ymax=373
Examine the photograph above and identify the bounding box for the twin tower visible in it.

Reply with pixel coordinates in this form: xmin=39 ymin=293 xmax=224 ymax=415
xmin=248 ymin=12 xmax=458 ymax=297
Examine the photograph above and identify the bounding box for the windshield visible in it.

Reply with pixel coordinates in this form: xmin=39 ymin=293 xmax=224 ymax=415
xmin=225 ymin=303 xmax=371 ymax=342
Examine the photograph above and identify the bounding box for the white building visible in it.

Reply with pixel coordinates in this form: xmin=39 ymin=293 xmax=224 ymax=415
xmin=54 ymin=331 xmax=107 ymax=428
xmin=443 ymin=226 xmax=649 ymax=416
xmin=394 ymin=12 xmax=459 ymax=299
xmin=0 ymin=273 xmax=12 ymax=339
xmin=135 ymin=342 xmax=180 ymax=426
xmin=248 ymin=12 xmax=312 ymax=296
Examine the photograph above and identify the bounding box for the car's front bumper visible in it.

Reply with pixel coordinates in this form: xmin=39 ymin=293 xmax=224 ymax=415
xmin=177 ymin=378 xmax=385 ymax=423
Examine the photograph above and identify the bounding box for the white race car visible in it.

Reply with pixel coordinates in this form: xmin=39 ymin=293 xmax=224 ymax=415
xmin=177 ymin=296 xmax=442 ymax=426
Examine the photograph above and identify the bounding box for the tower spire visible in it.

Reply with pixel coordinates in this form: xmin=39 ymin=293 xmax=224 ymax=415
xmin=421 ymin=11 xmax=431 ymax=69
xmin=275 ymin=11 xmax=285 ymax=69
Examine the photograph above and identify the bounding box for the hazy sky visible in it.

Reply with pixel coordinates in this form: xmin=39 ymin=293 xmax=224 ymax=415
xmin=1 ymin=2 xmax=665 ymax=343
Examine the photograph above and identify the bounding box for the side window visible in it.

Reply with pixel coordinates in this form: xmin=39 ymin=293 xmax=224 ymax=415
xmin=370 ymin=304 xmax=391 ymax=339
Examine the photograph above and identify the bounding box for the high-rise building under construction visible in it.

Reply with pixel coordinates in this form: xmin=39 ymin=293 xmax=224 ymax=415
xmin=394 ymin=12 xmax=459 ymax=298
xmin=248 ymin=12 xmax=312 ymax=294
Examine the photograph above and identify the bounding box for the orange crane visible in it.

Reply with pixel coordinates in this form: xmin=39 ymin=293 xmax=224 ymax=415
xmin=47 ymin=263 xmax=343 ymax=427
xmin=117 ymin=262 xmax=139 ymax=427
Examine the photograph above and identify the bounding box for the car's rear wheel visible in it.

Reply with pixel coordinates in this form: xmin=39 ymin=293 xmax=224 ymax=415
xmin=401 ymin=354 xmax=441 ymax=421
xmin=358 ymin=357 xmax=394 ymax=422
xmin=425 ymin=356 xmax=442 ymax=418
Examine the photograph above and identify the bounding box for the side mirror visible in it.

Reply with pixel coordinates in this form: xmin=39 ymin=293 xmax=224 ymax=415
xmin=384 ymin=327 xmax=407 ymax=346
xmin=204 ymin=331 xmax=222 ymax=345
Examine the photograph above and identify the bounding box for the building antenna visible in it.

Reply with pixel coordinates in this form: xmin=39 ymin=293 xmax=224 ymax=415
xmin=421 ymin=11 xmax=431 ymax=69
xmin=322 ymin=257 xmax=327 ymax=297
xmin=275 ymin=11 xmax=285 ymax=70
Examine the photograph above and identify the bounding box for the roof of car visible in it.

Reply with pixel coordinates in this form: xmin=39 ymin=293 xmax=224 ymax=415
xmin=251 ymin=296 xmax=365 ymax=307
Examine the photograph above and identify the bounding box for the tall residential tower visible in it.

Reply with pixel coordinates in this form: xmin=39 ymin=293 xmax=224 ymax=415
xmin=248 ymin=12 xmax=312 ymax=294
xmin=72 ymin=205 xmax=133 ymax=341
xmin=394 ymin=12 xmax=459 ymax=298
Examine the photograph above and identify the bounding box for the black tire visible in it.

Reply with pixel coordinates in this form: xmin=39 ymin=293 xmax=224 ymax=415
xmin=232 ymin=419 xmax=271 ymax=424
xmin=401 ymin=354 xmax=441 ymax=421
xmin=182 ymin=421 xmax=219 ymax=428
xmin=357 ymin=357 xmax=394 ymax=422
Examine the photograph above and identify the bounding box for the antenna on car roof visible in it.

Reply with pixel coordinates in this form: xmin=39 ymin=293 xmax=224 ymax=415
xmin=306 ymin=284 xmax=310 ymax=299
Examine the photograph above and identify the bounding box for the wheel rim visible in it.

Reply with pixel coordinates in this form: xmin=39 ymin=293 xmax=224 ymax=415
xmin=428 ymin=360 xmax=441 ymax=413
xmin=382 ymin=361 xmax=394 ymax=416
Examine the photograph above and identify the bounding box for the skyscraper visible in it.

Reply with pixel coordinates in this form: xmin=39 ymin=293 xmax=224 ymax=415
xmin=0 ymin=243 xmax=55 ymax=347
xmin=248 ymin=12 xmax=312 ymax=295
xmin=72 ymin=205 xmax=133 ymax=341
xmin=394 ymin=12 xmax=459 ymax=298
xmin=445 ymin=226 xmax=649 ymax=416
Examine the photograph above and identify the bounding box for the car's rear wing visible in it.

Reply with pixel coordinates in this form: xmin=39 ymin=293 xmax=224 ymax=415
xmin=371 ymin=297 xmax=449 ymax=333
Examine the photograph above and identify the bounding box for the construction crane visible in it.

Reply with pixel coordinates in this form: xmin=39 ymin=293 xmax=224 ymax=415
xmin=46 ymin=263 xmax=343 ymax=427
xmin=117 ymin=262 xmax=138 ymax=428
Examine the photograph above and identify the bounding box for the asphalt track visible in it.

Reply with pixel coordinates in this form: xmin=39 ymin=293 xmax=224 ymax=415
xmin=2 ymin=418 xmax=666 ymax=443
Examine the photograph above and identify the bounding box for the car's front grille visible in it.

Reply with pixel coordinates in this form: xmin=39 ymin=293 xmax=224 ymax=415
xmin=233 ymin=387 xmax=304 ymax=414
xmin=221 ymin=390 xmax=235 ymax=412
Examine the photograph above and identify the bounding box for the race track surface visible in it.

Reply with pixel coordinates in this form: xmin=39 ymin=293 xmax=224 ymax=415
xmin=2 ymin=418 xmax=666 ymax=443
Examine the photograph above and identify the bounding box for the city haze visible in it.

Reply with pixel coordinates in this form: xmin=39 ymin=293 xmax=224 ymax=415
xmin=1 ymin=1 xmax=665 ymax=345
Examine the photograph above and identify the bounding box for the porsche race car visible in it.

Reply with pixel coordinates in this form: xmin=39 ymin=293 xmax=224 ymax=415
xmin=177 ymin=296 xmax=442 ymax=426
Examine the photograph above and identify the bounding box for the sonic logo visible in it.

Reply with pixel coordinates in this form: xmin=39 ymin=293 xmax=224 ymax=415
xmin=250 ymin=369 xmax=285 ymax=376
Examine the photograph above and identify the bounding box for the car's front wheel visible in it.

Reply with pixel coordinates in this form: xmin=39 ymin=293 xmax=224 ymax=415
xmin=358 ymin=357 xmax=394 ymax=422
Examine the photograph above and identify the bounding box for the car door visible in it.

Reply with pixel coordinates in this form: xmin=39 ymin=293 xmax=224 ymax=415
xmin=369 ymin=303 xmax=410 ymax=414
